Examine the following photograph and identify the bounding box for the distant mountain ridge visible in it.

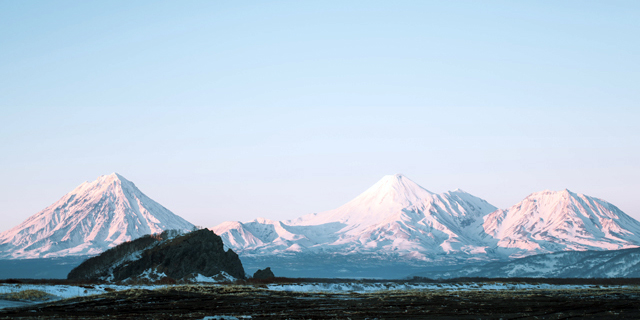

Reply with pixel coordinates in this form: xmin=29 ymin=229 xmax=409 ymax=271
xmin=2 ymin=172 xmax=639 ymax=279
xmin=484 ymin=189 xmax=640 ymax=256
xmin=213 ymin=174 xmax=499 ymax=262
xmin=414 ymin=247 xmax=640 ymax=279
xmin=0 ymin=173 xmax=194 ymax=259
xmin=213 ymin=174 xmax=640 ymax=265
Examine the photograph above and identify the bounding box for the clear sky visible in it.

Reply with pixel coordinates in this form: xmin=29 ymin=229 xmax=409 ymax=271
xmin=1 ymin=1 xmax=639 ymax=230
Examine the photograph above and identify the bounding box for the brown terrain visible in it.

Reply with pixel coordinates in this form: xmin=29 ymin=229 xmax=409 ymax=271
xmin=1 ymin=278 xmax=640 ymax=319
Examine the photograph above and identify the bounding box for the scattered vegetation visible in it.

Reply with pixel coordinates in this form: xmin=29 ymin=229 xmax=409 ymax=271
xmin=0 ymin=289 xmax=56 ymax=301
xmin=3 ymin=281 xmax=640 ymax=319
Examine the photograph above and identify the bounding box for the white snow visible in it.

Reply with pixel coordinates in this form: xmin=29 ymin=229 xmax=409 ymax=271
xmin=483 ymin=189 xmax=640 ymax=256
xmin=213 ymin=175 xmax=640 ymax=263
xmin=0 ymin=282 xmax=632 ymax=311
xmin=192 ymin=272 xmax=236 ymax=283
xmin=134 ymin=269 xmax=168 ymax=282
xmin=265 ymin=282 xmax=603 ymax=293
xmin=0 ymin=173 xmax=195 ymax=259
xmin=0 ymin=283 xmax=168 ymax=309
xmin=213 ymin=174 xmax=498 ymax=260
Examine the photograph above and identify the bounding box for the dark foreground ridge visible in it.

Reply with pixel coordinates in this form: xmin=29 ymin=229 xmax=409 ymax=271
xmin=67 ymin=229 xmax=245 ymax=281
xmin=2 ymin=283 xmax=640 ymax=319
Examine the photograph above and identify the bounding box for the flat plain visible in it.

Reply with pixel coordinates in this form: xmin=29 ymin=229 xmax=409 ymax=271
xmin=1 ymin=279 xmax=640 ymax=319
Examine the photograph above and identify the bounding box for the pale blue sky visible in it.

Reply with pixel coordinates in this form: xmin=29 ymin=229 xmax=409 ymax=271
xmin=1 ymin=1 xmax=639 ymax=229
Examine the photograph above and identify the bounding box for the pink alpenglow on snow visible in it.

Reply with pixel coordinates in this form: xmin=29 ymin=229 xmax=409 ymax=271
xmin=213 ymin=174 xmax=499 ymax=261
xmin=483 ymin=189 xmax=640 ymax=256
xmin=0 ymin=173 xmax=194 ymax=259
xmin=213 ymin=174 xmax=640 ymax=263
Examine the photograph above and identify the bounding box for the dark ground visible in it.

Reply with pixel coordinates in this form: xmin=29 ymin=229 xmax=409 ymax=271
xmin=1 ymin=281 xmax=640 ymax=319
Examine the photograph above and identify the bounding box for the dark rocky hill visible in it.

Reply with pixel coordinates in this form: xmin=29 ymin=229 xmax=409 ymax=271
xmin=253 ymin=267 xmax=275 ymax=279
xmin=68 ymin=229 xmax=245 ymax=281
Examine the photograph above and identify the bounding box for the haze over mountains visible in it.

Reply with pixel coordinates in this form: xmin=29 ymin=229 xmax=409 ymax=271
xmin=0 ymin=173 xmax=194 ymax=259
xmin=2 ymin=173 xmax=640 ymax=279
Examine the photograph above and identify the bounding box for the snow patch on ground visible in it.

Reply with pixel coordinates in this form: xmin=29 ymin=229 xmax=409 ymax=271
xmin=1 ymin=281 xmax=632 ymax=311
xmin=137 ymin=268 xmax=167 ymax=281
xmin=0 ymin=283 xmax=166 ymax=309
xmin=192 ymin=271 xmax=236 ymax=283
xmin=266 ymin=282 xmax=602 ymax=293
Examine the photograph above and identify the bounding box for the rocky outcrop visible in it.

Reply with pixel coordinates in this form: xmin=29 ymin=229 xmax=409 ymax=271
xmin=253 ymin=267 xmax=275 ymax=279
xmin=68 ymin=229 xmax=245 ymax=281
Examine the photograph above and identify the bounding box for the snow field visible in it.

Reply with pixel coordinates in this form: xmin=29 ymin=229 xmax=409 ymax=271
xmin=2 ymin=281 xmax=637 ymax=311
xmin=0 ymin=283 xmax=164 ymax=300
xmin=0 ymin=281 xmax=612 ymax=303
xmin=265 ymin=282 xmax=612 ymax=293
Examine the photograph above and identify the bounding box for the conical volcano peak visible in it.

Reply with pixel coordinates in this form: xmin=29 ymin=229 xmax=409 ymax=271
xmin=451 ymin=188 xmax=468 ymax=193
xmin=97 ymin=172 xmax=130 ymax=184
xmin=375 ymin=174 xmax=433 ymax=195
xmin=70 ymin=173 xmax=132 ymax=196
xmin=348 ymin=174 xmax=434 ymax=210
xmin=217 ymin=175 xmax=500 ymax=258
xmin=0 ymin=173 xmax=194 ymax=259
xmin=381 ymin=173 xmax=410 ymax=180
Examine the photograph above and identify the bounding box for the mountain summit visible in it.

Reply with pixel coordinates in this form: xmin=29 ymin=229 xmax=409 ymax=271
xmin=213 ymin=174 xmax=498 ymax=261
xmin=213 ymin=175 xmax=640 ymax=266
xmin=298 ymin=174 xmax=437 ymax=228
xmin=0 ymin=173 xmax=194 ymax=259
xmin=483 ymin=189 xmax=640 ymax=256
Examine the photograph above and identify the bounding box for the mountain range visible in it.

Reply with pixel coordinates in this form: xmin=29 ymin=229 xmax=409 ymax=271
xmin=213 ymin=174 xmax=640 ymax=265
xmin=2 ymin=173 xmax=640 ymax=279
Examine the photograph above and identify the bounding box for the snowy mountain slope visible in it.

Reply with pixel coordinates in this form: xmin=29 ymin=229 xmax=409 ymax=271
xmin=0 ymin=173 xmax=194 ymax=259
xmin=214 ymin=175 xmax=640 ymax=268
xmin=416 ymin=247 xmax=640 ymax=279
xmin=213 ymin=174 xmax=500 ymax=261
xmin=483 ymin=189 xmax=640 ymax=257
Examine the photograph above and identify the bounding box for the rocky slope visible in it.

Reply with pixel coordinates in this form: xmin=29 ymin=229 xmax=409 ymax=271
xmin=0 ymin=173 xmax=195 ymax=259
xmin=68 ymin=229 xmax=245 ymax=281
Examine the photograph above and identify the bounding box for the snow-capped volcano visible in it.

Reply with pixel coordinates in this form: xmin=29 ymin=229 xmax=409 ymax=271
xmin=0 ymin=173 xmax=194 ymax=259
xmin=484 ymin=189 xmax=640 ymax=256
xmin=213 ymin=175 xmax=640 ymax=266
xmin=213 ymin=174 xmax=498 ymax=261
xmin=292 ymin=174 xmax=444 ymax=230
xmin=293 ymin=174 xmax=494 ymax=231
